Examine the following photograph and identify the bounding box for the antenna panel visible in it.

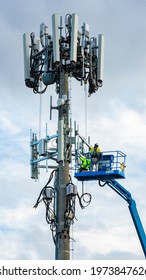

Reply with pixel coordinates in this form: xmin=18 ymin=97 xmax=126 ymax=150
xmin=23 ymin=33 xmax=30 ymax=81
xmin=70 ymin=14 xmax=78 ymax=62
xmin=40 ymin=22 xmax=45 ymax=47
xmin=98 ymin=34 xmax=104 ymax=84
xmin=52 ymin=14 xmax=60 ymax=63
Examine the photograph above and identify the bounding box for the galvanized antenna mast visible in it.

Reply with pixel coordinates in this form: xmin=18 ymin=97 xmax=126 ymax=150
xmin=23 ymin=13 xmax=104 ymax=260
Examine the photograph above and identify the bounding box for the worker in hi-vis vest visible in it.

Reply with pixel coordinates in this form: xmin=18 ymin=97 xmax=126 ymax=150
xmin=79 ymin=155 xmax=91 ymax=171
xmin=90 ymin=143 xmax=102 ymax=171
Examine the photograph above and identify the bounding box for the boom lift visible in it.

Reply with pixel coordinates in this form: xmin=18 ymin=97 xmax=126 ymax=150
xmin=74 ymin=134 xmax=146 ymax=258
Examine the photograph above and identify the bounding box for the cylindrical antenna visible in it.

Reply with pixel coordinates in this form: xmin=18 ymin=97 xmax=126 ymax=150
xmin=50 ymin=95 xmax=52 ymax=120
xmin=39 ymin=81 xmax=43 ymax=139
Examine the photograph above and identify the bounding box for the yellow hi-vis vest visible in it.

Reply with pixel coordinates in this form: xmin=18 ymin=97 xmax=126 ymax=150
xmin=90 ymin=146 xmax=101 ymax=153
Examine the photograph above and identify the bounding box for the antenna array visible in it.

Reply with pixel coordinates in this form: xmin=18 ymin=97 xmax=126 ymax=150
xmin=23 ymin=13 xmax=104 ymax=96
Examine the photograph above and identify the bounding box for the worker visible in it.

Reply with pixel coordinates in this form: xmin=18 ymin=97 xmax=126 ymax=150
xmin=79 ymin=155 xmax=91 ymax=172
xmin=90 ymin=143 xmax=102 ymax=171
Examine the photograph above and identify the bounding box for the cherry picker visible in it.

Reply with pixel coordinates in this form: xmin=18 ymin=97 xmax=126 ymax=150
xmin=74 ymin=136 xmax=146 ymax=258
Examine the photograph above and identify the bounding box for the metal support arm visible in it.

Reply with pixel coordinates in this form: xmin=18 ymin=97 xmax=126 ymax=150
xmin=104 ymin=179 xmax=146 ymax=258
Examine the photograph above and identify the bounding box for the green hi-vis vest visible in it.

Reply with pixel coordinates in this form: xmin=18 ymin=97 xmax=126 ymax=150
xmin=80 ymin=156 xmax=91 ymax=169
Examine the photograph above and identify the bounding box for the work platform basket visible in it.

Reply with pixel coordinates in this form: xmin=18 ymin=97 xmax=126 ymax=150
xmin=74 ymin=150 xmax=126 ymax=181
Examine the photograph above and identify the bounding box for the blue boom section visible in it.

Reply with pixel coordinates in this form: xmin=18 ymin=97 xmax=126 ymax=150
xmin=75 ymin=150 xmax=126 ymax=181
xmin=104 ymin=179 xmax=146 ymax=258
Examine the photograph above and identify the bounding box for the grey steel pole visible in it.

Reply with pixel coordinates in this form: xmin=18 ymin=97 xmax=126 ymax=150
xmin=55 ymin=70 xmax=70 ymax=260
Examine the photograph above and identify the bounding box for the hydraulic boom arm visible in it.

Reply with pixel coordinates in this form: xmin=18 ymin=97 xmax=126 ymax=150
xmin=102 ymin=179 xmax=146 ymax=258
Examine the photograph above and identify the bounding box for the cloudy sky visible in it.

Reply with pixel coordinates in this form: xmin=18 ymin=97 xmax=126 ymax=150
xmin=0 ymin=0 xmax=146 ymax=260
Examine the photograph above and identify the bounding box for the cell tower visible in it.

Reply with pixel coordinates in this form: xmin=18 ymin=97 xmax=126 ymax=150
xmin=23 ymin=13 xmax=146 ymax=260
xmin=23 ymin=13 xmax=104 ymax=260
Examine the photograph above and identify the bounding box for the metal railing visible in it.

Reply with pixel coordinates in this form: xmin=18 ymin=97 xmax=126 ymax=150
xmin=75 ymin=150 xmax=126 ymax=173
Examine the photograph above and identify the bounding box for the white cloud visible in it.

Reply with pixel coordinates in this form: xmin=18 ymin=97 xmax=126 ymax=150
xmin=0 ymin=201 xmax=55 ymax=259
xmin=0 ymin=111 xmax=20 ymax=135
xmin=74 ymin=225 xmax=142 ymax=257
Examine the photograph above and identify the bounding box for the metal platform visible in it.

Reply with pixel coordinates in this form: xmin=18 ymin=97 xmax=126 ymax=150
xmin=74 ymin=169 xmax=125 ymax=181
xmin=74 ymin=150 xmax=126 ymax=181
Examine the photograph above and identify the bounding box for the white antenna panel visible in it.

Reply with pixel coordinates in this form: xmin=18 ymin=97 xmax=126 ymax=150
xmin=23 ymin=33 xmax=30 ymax=81
xmin=98 ymin=34 xmax=104 ymax=83
xmin=70 ymin=14 xmax=78 ymax=62
xmin=52 ymin=14 xmax=60 ymax=63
